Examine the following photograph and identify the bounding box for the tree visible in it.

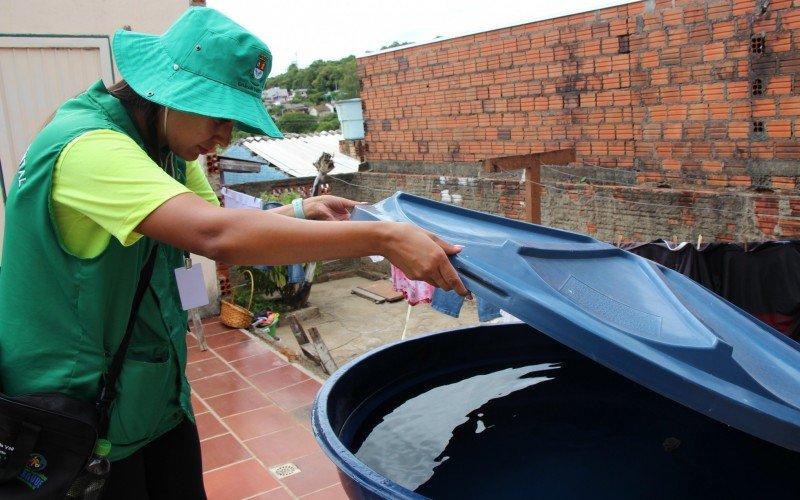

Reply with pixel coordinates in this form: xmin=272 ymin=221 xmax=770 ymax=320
xmin=276 ymin=112 xmax=317 ymax=134
xmin=337 ymin=57 xmax=360 ymax=99
xmin=268 ymin=103 xmax=285 ymax=118
xmin=316 ymin=114 xmax=340 ymax=132
xmin=264 ymin=55 xmax=360 ymax=104
xmin=312 ymin=65 xmax=342 ymax=91
xmin=380 ymin=41 xmax=412 ymax=50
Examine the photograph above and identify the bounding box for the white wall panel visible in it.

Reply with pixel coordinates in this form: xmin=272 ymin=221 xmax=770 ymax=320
xmin=0 ymin=36 xmax=113 ymax=260
xmin=0 ymin=37 xmax=114 ymax=194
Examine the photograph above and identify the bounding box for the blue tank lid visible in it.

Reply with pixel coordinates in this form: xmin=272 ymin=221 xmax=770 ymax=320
xmin=353 ymin=192 xmax=800 ymax=452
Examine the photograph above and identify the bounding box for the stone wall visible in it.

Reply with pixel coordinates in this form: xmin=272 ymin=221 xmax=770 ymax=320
xmin=233 ymin=165 xmax=797 ymax=244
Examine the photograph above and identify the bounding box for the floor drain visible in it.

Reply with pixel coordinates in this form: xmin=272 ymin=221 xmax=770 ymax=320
xmin=269 ymin=462 xmax=301 ymax=478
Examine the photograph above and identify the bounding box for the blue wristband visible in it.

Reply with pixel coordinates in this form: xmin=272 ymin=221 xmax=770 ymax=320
xmin=292 ymin=198 xmax=306 ymax=219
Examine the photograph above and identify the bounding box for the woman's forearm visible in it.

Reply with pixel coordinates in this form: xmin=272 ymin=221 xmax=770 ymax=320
xmin=136 ymin=192 xmax=467 ymax=293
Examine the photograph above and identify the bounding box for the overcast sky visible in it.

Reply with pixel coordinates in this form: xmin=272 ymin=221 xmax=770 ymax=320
xmin=206 ymin=0 xmax=635 ymax=75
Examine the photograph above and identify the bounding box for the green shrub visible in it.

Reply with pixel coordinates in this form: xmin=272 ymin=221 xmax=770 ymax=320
xmin=316 ymin=114 xmax=340 ymax=132
xmin=276 ymin=112 xmax=317 ymax=134
xmin=231 ymin=264 xmax=320 ymax=312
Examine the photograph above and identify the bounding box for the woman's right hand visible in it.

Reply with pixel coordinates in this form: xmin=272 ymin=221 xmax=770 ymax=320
xmin=381 ymin=223 xmax=468 ymax=295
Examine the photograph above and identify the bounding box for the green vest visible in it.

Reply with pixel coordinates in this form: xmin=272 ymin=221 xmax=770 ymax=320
xmin=0 ymin=81 xmax=194 ymax=461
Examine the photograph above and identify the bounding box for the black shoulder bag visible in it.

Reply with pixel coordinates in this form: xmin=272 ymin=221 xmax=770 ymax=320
xmin=0 ymin=246 xmax=158 ymax=498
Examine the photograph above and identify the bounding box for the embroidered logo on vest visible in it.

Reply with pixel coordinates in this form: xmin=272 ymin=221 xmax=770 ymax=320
xmin=16 ymin=146 xmax=30 ymax=188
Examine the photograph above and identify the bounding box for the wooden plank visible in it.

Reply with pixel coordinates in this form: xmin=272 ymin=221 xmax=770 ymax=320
xmin=481 ymin=149 xmax=576 ymax=173
xmin=287 ymin=316 xmax=310 ymax=346
xmin=219 ymin=158 xmax=262 ymax=173
xmin=526 ymin=164 xmax=541 ymax=224
xmin=307 ymin=327 xmax=338 ymax=375
xmin=482 ymin=149 xmax=576 ymax=224
xmin=300 ymin=344 xmax=320 ymax=363
xmin=351 ymin=287 xmax=386 ymax=304
xmin=361 ymin=280 xmax=404 ymax=302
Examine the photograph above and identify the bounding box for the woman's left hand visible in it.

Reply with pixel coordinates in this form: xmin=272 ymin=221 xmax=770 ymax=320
xmin=303 ymin=195 xmax=364 ymax=221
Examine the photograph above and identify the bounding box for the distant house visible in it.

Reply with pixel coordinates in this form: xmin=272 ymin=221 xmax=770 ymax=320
xmin=308 ymin=103 xmax=335 ymax=117
xmin=282 ymin=103 xmax=309 ymax=114
xmin=262 ymin=86 xmax=290 ymax=105
xmin=291 ymin=88 xmax=308 ymax=99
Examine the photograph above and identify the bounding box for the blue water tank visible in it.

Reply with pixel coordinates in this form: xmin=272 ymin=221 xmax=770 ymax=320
xmin=336 ymin=98 xmax=365 ymax=140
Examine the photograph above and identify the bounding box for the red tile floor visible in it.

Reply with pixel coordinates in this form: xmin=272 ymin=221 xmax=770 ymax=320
xmin=188 ymin=317 xmax=348 ymax=499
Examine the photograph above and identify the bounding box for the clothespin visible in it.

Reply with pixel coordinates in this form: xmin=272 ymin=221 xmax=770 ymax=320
xmin=672 ymin=234 xmax=677 ymax=244
xmin=184 ymin=251 xmax=192 ymax=269
xmin=616 ymin=235 xmax=623 ymax=247
xmin=696 ymin=234 xmax=703 ymax=248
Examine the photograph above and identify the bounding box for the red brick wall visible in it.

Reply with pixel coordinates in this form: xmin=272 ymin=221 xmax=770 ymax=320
xmin=357 ymin=0 xmax=800 ymax=239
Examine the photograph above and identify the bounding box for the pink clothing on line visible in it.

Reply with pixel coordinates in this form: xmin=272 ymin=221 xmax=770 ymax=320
xmin=391 ymin=265 xmax=435 ymax=305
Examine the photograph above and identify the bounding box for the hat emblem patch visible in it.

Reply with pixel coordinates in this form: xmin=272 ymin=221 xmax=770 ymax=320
xmin=254 ymin=54 xmax=267 ymax=80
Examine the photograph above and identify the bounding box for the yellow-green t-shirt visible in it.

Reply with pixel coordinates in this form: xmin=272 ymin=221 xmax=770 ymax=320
xmin=52 ymin=129 xmax=219 ymax=258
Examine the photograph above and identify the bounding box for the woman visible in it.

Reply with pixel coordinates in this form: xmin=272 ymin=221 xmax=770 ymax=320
xmin=0 ymin=7 xmax=466 ymax=498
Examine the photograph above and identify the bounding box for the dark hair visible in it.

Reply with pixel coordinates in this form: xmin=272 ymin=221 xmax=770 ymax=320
xmin=107 ymin=80 xmax=163 ymax=163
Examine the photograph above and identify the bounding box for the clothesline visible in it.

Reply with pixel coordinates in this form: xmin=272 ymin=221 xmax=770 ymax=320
xmin=328 ymin=175 xmax=398 ymax=194
xmin=541 ymin=165 xmax=637 ymax=186
xmin=540 ymin=164 xmax=784 ymax=190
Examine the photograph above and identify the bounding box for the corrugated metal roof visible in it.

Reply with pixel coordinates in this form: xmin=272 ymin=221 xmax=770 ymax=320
xmin=223 ymin=165 xmax=288 ymax=185
xmin=242 ymin=131 xmax=360 ymax=178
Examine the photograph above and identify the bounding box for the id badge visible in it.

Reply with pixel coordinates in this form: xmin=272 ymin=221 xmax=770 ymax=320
xmin=174 ymin=258 xmax=210 ymax=310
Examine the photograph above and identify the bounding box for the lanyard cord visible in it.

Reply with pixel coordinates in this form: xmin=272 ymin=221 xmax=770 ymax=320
xmin=161 ymin=108 xmax=176 ymax=179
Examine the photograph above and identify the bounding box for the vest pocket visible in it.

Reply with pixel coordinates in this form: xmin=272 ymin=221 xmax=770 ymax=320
xmin=108 ymin=357 xmax=174 ymax=448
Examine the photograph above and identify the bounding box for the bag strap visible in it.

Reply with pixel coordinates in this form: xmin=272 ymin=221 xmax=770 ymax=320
xmin=0 ymin=421 xmax=40 ymax=481
xmin=96 ymin=245 xmax=159 ymax=438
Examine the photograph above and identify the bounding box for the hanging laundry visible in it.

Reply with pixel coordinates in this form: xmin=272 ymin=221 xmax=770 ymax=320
xmin=703 ymin=242 xmax=800 ymax=340
xmin=390 ymin=265 xmax=506 ymax=321
xmin=431 ymin=288 xmax=502 ymax=322
xmin=620 ymin=239 xmax=712 ymax=288
xmin=624 ymin=240 xmax=800 ymax=340
xmin=220 ymin=186 xmax=263 ymax=209
xmin=252 ymin=263 xmax=306 ymax=283
xmin=390 ymin=265 xmax=435 ymax=305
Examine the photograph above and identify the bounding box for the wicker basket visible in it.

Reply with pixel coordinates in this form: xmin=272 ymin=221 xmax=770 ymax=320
xmin=220 ymin=270 xmax=254 ymax=329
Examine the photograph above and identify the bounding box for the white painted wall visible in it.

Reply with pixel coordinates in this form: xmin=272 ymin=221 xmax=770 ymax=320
xmin=0 ymin=1 xmax=189 ymax=73
xmin=0 ymin=37 xmax=115 ymax=199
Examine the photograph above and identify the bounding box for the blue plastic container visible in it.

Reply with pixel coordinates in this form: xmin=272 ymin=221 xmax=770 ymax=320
xmin=312 ymin=192 xmax=800 ymax=498
xmin=313 ymin=323 xmax=799 ymax=499
xmin=350 ymin=193 xmax=800 ymax=449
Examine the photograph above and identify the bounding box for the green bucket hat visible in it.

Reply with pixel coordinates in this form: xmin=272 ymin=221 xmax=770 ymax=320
xmin=113 ymin=7 xmax=282 ymax=138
